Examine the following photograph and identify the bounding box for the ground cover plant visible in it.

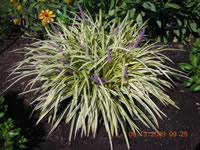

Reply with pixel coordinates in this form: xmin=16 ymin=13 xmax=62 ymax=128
xmin=7 ymin=3 xmax=185 ymax=150
xmin=0 ymin=96 xmax=28 ymax=150
xmin=179 ymin=38 xmax=200 ymax=92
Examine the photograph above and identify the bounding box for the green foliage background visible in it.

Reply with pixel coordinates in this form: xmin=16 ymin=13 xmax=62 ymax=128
xmin=0 ymin=97 xmax=28 ymax=150
xmin=4 ymin=0 xmax=200 ymax=41
xmin=179 ymin=38 xmax=200 ymax=92
xmin=0 ymin=0 xmax=17 ymax=41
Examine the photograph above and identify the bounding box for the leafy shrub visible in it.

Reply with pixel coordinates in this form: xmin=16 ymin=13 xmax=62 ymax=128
xmin=8 ymin=5 xmax=184 ymax=150
xmin=85 ymin=0 xmax=200 ymax=43
xmin=7 ymin=0 xmax=74 ymax=37
xmin=0 ymin=0 xmax=18 ymax=41
xmin=6 ymin=0 xmax=200 ymax=41
xmin=0 ymin=96 xmax=28 ymax=150
xmin=179 ymin=38 xmax=200 ymax=92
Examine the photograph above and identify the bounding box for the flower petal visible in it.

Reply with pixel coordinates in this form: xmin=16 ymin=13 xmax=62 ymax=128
xmin=50 ymin=14 xmax=56 ymax=18
xmin=45 ymin=9 xmax=49 ymax=13
xmin=49 ymin=11 xmax=53 ymax=15
xmin=39 ymin=16 xmax=44 ymax=19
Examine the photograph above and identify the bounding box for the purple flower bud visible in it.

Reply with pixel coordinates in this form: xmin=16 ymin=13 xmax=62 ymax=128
xmin=114 ymin=25 xmax=119 ymax=36
xmin=107 ymin=48 xmax=111 ymax=63
xmin=76 ymin=1 xmax=88 ymax=24
xmin=78 ymin=42 xmax=86 ymax=52
xmin=56 ymin=68 xmax=62 ymax=72
xmin=133 ymin=28 xmax=145 ymax=49
xmin=100 ymin=78 xmax=107 ymax=83
xmin=91 ymin=74 xmax=99 ymax=84
xmin=56 ymin=67 xmax=73 ymax=74
xmin=67 ymin=68 xmax=73 ymax=73
xmin=123 ymin=66 xmax=128 ymax=77
xmin=127 ymin=41 xmax=133 ymax=48
xmin=49 ymin=20 xmax=60 ymax=37
xmin=91 ymin=74 xmax=106 ymax=84
xmin=48 ymin=35 xmax=53 ymax=41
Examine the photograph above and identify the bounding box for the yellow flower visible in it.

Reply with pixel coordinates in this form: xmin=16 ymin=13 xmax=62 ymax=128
xmin=13 ymin=18 xmax=19 ymax=25
xmin=42 ymin=19 xmax=48 ymax=26
xmin=10 ymin=0 xmax=17 ymax=3
xmin=65 ymin=0 xmax=72 ymax=4
xmin=17 ymin=4 xmax=23 ymax=11
xmin=39 ymin=9 xmax=55 ymax=22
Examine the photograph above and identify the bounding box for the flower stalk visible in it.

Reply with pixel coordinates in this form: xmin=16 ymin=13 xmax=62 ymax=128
xmin=49 ymin=20 xmax=60 ymax=37
xmin=133 ymin=28 xmax=145 ymax=48
xmin=123 ymin=65 xmax=128 ymax=77
xmin=76 ymin=1 xmax=88 ymax=24
xmin=91 ymin=74 xmax=106 ymax=84
xmin=107 ymin=48 xmax=111 ymax=63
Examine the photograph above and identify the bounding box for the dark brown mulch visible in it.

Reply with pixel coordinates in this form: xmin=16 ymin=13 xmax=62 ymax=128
xmin=0 ymin=35 xmax=200 ymax=150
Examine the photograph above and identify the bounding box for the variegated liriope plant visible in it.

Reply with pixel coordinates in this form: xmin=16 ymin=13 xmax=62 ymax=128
xmin=7 ymin=2 xmax=184 ymax=150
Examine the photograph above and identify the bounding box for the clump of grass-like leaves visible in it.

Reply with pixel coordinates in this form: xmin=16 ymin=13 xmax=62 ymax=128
xmin=8 ymin=6 xmax=183 ymax=150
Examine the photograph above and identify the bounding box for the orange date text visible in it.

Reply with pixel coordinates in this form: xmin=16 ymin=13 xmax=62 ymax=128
xmin=128 ymin=131 xmax=188 ymax=138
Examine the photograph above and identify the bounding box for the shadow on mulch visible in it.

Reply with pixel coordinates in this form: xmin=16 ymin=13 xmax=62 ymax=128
xmin=196 ymin=143 xmax=200 ymax=150
xmin=3 ymin=91 xmax=49 ymax=150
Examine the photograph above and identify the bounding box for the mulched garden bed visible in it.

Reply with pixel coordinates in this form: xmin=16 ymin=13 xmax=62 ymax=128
xmin=0 ymin=34 xmax=200 ymax=150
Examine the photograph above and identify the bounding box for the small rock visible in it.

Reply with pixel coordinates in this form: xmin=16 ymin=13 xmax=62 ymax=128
xmin=196 ymin=102 xmax=200 ymax=105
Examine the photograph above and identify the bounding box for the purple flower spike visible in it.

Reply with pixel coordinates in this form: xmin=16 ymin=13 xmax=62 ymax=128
xmin=127 ymin=41 xmax=133 ymax=48
xmin=133 ymin=28 xmax=145 ymax=49
xmin=114 ymin=25 xmax=119 ymax=36
xmin=91 ymin=74 xmax=106 ymax=85
xmin=123 ymin=66 xmax=128 ymax=77
xmin=107 ymin=48 xmax=111 ymax=63
xmin=91 ymin=74 xmax=99 ymax=84
xmin=78 ymin=42 xmax=86 ymax=52
xmin=76 ymin=1 xmax=88 ymax=24
xmin=49 ymin=20 xmax=60 ymax=37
